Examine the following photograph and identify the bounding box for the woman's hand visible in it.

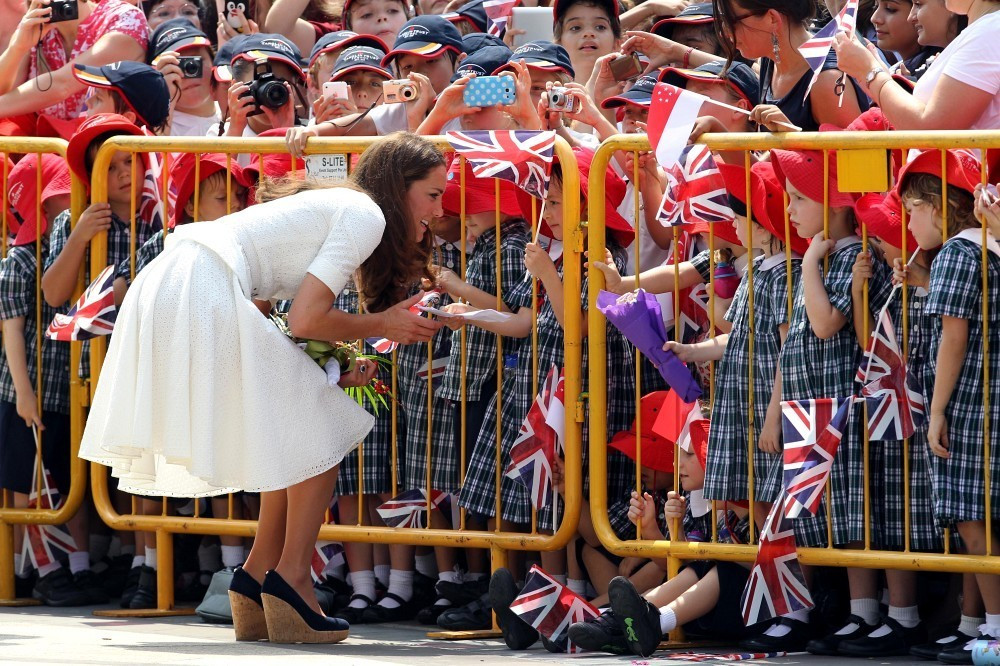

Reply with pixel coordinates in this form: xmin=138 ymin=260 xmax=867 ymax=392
xmin=749 ymin=104 xmax=797 ymax=133
xmin=524 ymin=242 xmax=558 ymax=282
xmin=337 ymin=357 xmax=376 ymax=388
xmin=71 ymin=203 xmax=113 ymax=243
xmin=620 ymin=31 xmax=684 ymax=73
xmin=662 ymin=340 xmax=698 ymax=363
xmin=378 ymin=292 xmax=443 ymax=344
xmin=975 ymin=184 xmax=1000 ymax=239
xmin=832 ymin=32 xmax=880 ymax=81
xmin=15 ymin=388 xmax=43 ymax=430
xmin=758 ymin=404 xmax=782 ymax=454
xmin=10 ymin=0 xmax=54 ymax=55
xmin=589 ymin=248 xmax=624 ymax=293
xmin=927 ymin=413 xmax=950 ymax=459
xmin=217 ymin=7 xmax=259 ymax=47
xmin=804 ymin=233 xmax=836 ymax=264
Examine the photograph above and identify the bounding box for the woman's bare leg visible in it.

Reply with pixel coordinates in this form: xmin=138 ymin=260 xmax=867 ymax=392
xmin=242 ymin=488 xmax=288 ymax=584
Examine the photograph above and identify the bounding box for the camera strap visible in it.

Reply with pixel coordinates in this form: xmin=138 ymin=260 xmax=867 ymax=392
xmin=326 ymin=93 xmax=384 ymax=133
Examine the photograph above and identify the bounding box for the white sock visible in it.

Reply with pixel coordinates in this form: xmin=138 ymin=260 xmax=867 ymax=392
xmin=130 ymin=555 xmax=145 ymax=569
xmin=374 ymin=564 xmax=390 ymax=587
xmin=763 ymin=621 xmax=792 ymax=637
xmin=960 ymin=615 xmax=985 ymax=636
xmin=787 ymin=607 xmax=810 ymax=623
xmin=197 ymin=542 xmax=221 ymax=572
xmin=38 ymin=562 xmax=60 ymax=578
xmin=551 ymin=573 xmax=567 ymax=585
xmin=221 ymin=545 xmax=244 ymax=569
xmin=68 ymin=551 xmax=90 ymax=574
xmin=985 ymin=613 xmax=1000 ymax=630
xmin=144 ymin=547 xmax=157 ymax=570
xmin=841 ymin=597 xmax=879 ymax=632
xmin=658 ymin=607 xmax=677 ymax=634
xmin=89 ymin=534 xmax=111 ymax=563
xmin=568 ymin=578 xmax=587 ymax=597
xmin=379 ymin=569 xmax=413 ymax=608
xmin=887 ymin=604 xmax=920 ymax=629
xmin=348 ymin=570 xmax=376 ymax=608
xmin=415 ymin=553 xmax=437 ymax=578
xmin=438 ymin=569 xmax=462 ymax=585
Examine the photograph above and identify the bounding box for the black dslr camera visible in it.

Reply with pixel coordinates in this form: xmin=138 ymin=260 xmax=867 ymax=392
xmin=178 ymin=56 xmax=203 ymax=79
xmin=242 ymin=59 xmax=289 ymax=116
xmin=48 ymin=0 xmax=79 ymax=23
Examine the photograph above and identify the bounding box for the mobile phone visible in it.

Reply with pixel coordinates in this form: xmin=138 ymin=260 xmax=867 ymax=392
xmin=510 ymin=7 xmax=554 ymax=48
xmin=219 ymin=0 xmax=250 ymax=30
xmin=463 ymin=75 xmax=516 ymax=107
xmin=609 ymin=52 xmax=642 ymax=82
xmin=323 ymin=81 xmax=350 ymax=101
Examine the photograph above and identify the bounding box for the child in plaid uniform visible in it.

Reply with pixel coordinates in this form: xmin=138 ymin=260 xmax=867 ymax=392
xmin=903 ymin=149 xmax=1000 ymax=661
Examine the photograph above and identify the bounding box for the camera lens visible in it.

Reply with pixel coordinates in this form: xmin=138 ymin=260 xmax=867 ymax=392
xmin=401 ymin=86 xmax=414 ymax=100
xmin=258 ymin=80 xmax=289 ymax=109
xmin=549 ymin=92 xmax=564 ymax=106
xmin=182 ymin=60 xmax=199 ymax=77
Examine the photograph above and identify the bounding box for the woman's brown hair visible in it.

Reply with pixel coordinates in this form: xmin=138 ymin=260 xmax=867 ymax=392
xmin=350 ymin=132 xmax=445 ymax=313
xmin=902 ymin=173 xmax=979 ymax=238
xmin=712 ymin=0 xmax=816 ymax=62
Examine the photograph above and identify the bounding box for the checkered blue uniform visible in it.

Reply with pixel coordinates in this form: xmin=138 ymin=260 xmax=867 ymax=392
xmin=705 ymin=254 xmax=799 ymax=505
xmin=924 ymin=237 xmax=1000 ymax=524
xmin=115 ymin=231 xmax=165 ymax=284
xmin=0 ymin=243 xmax=71 ymax=414
xmin=781 ymin=237 xmax=864 ymax=547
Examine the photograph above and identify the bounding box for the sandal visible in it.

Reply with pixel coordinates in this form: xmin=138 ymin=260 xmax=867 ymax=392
xmin=333 ymin=593 xmax=375 ymax=624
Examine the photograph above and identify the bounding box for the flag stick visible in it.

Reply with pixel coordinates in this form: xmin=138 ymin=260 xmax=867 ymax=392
xmin=701 ymin=97 xmax=802 ymax=132
xmin=858 ymin=251 xmax=920 ymax=385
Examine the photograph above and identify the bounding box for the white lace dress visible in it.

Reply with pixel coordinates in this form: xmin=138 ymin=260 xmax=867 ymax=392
xmin=79 ymin=188 xmax=385 ymax=497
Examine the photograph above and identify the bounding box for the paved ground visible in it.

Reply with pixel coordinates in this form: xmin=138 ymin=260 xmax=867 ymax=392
xmin=0 ymin=604 xmax=924 ymax=665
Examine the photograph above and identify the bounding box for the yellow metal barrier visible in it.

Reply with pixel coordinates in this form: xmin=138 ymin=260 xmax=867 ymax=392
xmin=0 ymin=137 xmax=89 ymax=606
xmin=588 ymin=131 xmax=1000 ymax=576
xmin=84 ymin=135 xmax=583 ymax=618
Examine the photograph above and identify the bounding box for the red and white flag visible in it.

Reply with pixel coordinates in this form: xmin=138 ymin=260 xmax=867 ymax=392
xmin=510 ymin=565 xmax=600 ymax=653
xmin=483 ymin=0 xmax=518 ymax=36
xmin=647 ymin=83 xmax=707 ymax=170
xmin=45 ymin=264 xmax=117 ymax=341
xmin=799 ymin=0 xmax=859 ymax=100
xmin=505 ymin=364 xmax=565 ymax=509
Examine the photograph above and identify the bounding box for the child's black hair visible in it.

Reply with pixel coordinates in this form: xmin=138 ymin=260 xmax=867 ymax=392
xmin=554 ymin=0 xmax=623 ymax=40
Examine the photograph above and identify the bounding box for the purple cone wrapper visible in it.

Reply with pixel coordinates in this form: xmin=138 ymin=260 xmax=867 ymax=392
xmin=597 ymin=289 xmax=702 ymax=403
xmin=713 ymin=261 xmax=740 ymax=299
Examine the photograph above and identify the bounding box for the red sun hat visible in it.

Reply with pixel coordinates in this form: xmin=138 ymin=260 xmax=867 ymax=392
xmin=66 ymin=113 xmax=147 ymax=192
xmin=752 ymin=160 xmax=808 ymax=256
xmin=897 ymin=148 xmax=982 ymax=198
xmin=608 ymin=390 xmax=675 ymax=474
xmin=770 ymin=148 xmax=854 ymax=209
xmin=854 ymin=190 xmax=917 ymax=251
xmin=689 ymin=418 xmax=709 ymax=471
xmin=442 ymin=158 xmax=523 ymax=217
xmin=171 ymin=153 xmax=249 ymax=228
xmin=8 ymin=153 xmax=72 ymax=247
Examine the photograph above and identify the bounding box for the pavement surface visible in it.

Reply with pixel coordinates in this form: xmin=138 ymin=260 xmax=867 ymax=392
xmin=0 ymin=604 xmax=928 ymax=665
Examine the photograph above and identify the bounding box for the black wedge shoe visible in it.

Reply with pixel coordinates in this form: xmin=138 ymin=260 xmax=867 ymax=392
xmin=228 ymin=567 xmax=267 ymax=641
xmin=260 ymin=570 xmax=350 ymax=644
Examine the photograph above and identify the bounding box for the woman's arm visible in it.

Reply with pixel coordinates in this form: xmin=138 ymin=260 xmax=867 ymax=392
xmin=0 ymin=0 xmax=47 ymax=96
xmin=262 ymin=0 xmax=317 ymax=54
xmin=808 ymin=68 xmax=863 ymax=129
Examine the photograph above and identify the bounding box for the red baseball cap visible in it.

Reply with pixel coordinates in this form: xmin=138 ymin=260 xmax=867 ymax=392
xmin=609 ymin=390 xmax=675 ymax=473
xmin=770 ymin=148 xmax=854 ymax=208
xmin=8 ymin=153 xmax=72 ymax=246
xmin=443 ymin=158 xmax=523 ymax=217
xmin=854 ymin=189 xmax=917 ymax=251
xmin=66 ymin=113 xmax=146 ymax=192
xmin=897 ymin=148 xmax=982 ymax=198
xmin=171 ymin=153 xmax=249 ymax=228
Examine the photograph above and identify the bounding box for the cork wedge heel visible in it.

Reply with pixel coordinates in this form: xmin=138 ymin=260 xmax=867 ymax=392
xmin=260 ymin=570 xmax=350 ymax=644
xmin=229 ymin=590 xmax=269 ymax=641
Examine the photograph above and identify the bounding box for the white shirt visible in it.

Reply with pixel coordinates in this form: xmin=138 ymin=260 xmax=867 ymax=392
xmin=171 ymin=108 xmax=222 ymax=137
xmin=369 ymin=102 xmax=462 ymax=135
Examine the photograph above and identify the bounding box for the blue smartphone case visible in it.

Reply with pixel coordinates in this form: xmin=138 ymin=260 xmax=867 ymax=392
xmin=463 ymin=76 xmax=517 ymax=107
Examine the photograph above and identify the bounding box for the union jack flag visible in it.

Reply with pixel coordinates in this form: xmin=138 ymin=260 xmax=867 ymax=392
xmin=22 ymin=460 xmax=79 ymax=571
xmin=483 ymin=0 xmax=518 ymax=36
xmin=366 ymin=337 xmax=397 ymax=354
xmin=740 ymin=491 xmax=813 ymax=627
xmin=46 ymin=264 xmax=117 ymax=341
xmin=510 ymin=565 xmax=599 ymax=653
xmin=310 ymin=541 xmax=345 ymax=583
xmin=799 ymin=0 xmax=859 ymax=100
xmin=447 ymin=130 xmax=555 ymax=199
xmin=656 ymin=144 xmax=734 ymax=228
xmin=365 ymin=290 xmax=443 ymax=354
xmin=376 ymin=488 xmax=451 ymax=528
xmin=859 ymin=306 xmax=926 ymax=440
xmin=504 ymin=365 xmax=565 ymax=509
xmin=781 ymin=397 xmax=853 ymax=519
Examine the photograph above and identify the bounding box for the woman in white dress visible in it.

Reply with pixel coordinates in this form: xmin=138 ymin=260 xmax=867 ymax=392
xmin=79 ymin=132 xmax=447 ymax=644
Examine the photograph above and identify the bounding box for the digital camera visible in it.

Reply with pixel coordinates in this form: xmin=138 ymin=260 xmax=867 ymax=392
xmin=48 ymin=0 xmax=79 ymax=23
xmin=178 ymin=56 xmax=203 ymax=79
xmin=547 ymin=87 xmax=577 ymax=113
xmin=242 ymin=59 xmax=289 ymax=116
xmin=382 ymin=79 xmax=419 ymax=104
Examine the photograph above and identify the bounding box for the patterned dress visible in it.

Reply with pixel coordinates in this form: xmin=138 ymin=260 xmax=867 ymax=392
xmin=115 ymin=231 xmax=165 ymax=284
xmin=705 ymin=253 xmax=799 ymax=505
xmin=781 ymin=236 xmax=864 ymax=547
xmin=924 ymin=234 xmax=1000 ymax=524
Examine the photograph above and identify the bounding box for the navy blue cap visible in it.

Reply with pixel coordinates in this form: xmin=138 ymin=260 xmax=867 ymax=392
xmin=382 ymin=16 xmax=465 ymax=65
xmin=308 ymin=30 xmax=389 ymax=67
xmin=496 ymin=41 xmax=574 ymax=78
xmin=452 ymin=44 xmax=512 ymax=82
xmin=462 ymin=31 xmax=507 ymax=53
xmin=72 ymin=61 xmax=170 ymax=129
xmin=213 ymin=36 xmax=245 ymax=82
xmin=601 ymin=70 xmax=660 ymax=108
xmin=652 ymin=2 xmax=714 ymax=40
xmin=148 ymin=18 xmax=212 ymax=62
xmin=444 ymin=0 xmax=489 ymax=33
xmin=330 ymin=46 xmax=392 ymax=80
xmin=659 ymin=60 xmax=759 ymax=106
xmin=231 ymin=33 xmax=305 ymax=77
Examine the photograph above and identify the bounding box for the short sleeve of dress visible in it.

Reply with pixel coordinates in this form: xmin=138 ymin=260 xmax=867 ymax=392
xmin=689 ymin=249 xmax=713 ymax=283
xmin=941 ymin=16 xmax=1000 ymax=96
xmin=306 ymin=191 xmax=386 ymax=295
xmin=44 ymin=210 xmax=72 ymax=271
xmin=867 ymin=254 xmax=895 ymax=314
xmin=825 ymin=243 xmax=861 ymax=318
xmin=926 ymin=240 xmax=981 ymax=321
xmin=499 ymin=223 xmax=529 ymax=311
xmin=0 ymin=249 xmax=35 ymax=320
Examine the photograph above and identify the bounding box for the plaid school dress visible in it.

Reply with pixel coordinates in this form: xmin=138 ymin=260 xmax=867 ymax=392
xmin=866 ymin=255 xmax=943 ymax=551
xmin=924 ymin=234 xmax=1000 ymax=524
xmin=705 ymin=253 xmax=800 ymax=505
xmin=115 ymin=230 xmax=166 ymax=285
xmin=0 ymin=243 xmax=71 ymax=415
xmin=781 ymin=236 xmax=864 ymax=547
xmin=396 ymin=239 xmax=461 ymax=493
xmin=45 ymin=209 xmax=157 ymax=382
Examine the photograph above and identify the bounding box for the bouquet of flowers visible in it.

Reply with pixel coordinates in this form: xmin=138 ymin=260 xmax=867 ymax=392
xmin=271 ymin=313 xmax=392 ymax=413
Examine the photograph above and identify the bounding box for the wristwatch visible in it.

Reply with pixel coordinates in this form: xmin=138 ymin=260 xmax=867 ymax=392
xmin=865 ymin=67 xmax=885 ymax=88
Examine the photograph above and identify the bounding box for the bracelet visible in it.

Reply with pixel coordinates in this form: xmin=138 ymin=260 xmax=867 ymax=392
xmin=682 ymin=46 xmax=694 ymax=69
xmin=870 ymin=74 xmax=891 ymax=108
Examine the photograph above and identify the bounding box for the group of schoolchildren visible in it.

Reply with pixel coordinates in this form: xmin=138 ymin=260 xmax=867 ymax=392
xmin=2 ymin=0 xmax=1000 ymax=663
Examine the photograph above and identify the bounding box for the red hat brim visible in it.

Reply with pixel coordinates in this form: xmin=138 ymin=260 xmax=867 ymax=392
xmin=171 ymin=154 xmax=249 ymax=228
xmin=770 ymin=148 xmax=854 ymax=209
xmin=897 ymin=149 xmax=982 ymax=198
xmin=67 ymin=113 xmax=147 ymax=192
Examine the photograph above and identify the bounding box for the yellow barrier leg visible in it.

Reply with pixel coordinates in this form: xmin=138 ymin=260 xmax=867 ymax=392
xmin=93 ymin=530 xmax=194 ymax=618
xmin=0 ymin=518 xmax=41 ymax=606
xmin=426 ymin=544 xmax=505 ymax=640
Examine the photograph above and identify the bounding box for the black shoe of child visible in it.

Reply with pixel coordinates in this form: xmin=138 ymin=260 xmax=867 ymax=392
xmin=608 ymin=576 xmax=662 ymax=658
xmin=540 ymin=635 xmax=564 ymax=653
xmin=436 ymin=576 xmax=488 ymax=606
xmin=101 ymin=554 xmax=132 ymax=598
xmin=488 ymin=568 xmax=538 ymax=650
xmin=74 ymin=569 xmax=110 ymax=604
xmin=740 ymin=618 xmax=812 ymax=653
xmin=416 ymin=600 xmax=451 ymax=625
xmin=361 ymin=593 xmax=417 ymax=623
xmin=32 ymin=567 xmax=90 ymax=607
xmin=436 ymin=593 xmax=492 ymax=630
xmin=938 ymin=632 xmax=987 ymax=665
xmin=128 ymin=566 xmax=157 ymax=609
xmin=838 ymin=618 xmax=926 ymax=657
xmin=910 ymin=631 xmax=977 ymax=660
xmin=120 ymin=565 xmax=143 ymax=608
xmin=15 ymin=571 xmax=37 ymax=599
xmin=334 ymin=593 xmax=375 ymax=624
xmin=568 ymin=610 xmax=631 ymax=655
xmin=806 ymin=615 xmax=873 ymax=655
